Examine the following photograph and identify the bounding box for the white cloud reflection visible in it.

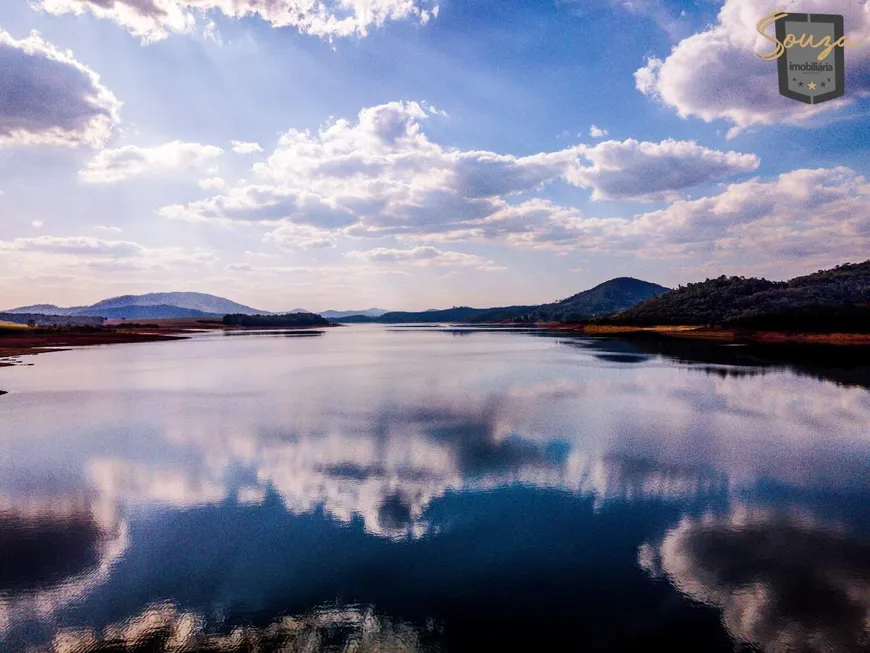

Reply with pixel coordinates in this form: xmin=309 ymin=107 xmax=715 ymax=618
xmin=640 ymin=506 xmax=870 ymax=652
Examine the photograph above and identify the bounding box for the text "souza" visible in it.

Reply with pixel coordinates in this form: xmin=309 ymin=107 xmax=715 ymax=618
xmin=757 ymin=10 xmax=851 ymax=61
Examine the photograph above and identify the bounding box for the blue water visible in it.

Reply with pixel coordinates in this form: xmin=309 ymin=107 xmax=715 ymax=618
xmin=1 ymin=325 xmax=869 ymax=652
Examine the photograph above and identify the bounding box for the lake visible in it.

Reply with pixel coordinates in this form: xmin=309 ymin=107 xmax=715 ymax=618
xmin=1 ymin=325 xmax=869 ymax=652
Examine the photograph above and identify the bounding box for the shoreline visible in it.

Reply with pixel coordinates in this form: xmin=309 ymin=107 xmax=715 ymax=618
xmin=0 ymin=329 xmax=188 ymax=365
xmin=0 ymin=318 xmax=338 ymax=367
xmin=536 ymin=323 xmax=870 ymax=346
xmin=4 ymin=321 xmax=869 ymax=369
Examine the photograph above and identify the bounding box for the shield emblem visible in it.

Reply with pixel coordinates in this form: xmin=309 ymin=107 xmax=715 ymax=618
xmin=777 ymin=13 xmax=845 ymax=104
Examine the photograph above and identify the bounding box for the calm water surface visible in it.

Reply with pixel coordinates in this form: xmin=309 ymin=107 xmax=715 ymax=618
xmin=1 ymin=325 xmax=869 ymax=652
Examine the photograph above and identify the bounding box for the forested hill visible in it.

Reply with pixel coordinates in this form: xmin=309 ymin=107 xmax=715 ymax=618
xmin=611 ymin=261 xmax=870 ymax=332
xmin=222 ymin=313 xmax=330 ymax=327
xmin=535 ymin=277 xmax=669 ymax=321
xmin=336 ymin=278 xmax=668 ymax=324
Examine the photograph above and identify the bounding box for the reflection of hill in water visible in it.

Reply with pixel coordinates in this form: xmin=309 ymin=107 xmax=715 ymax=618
xmin=0 ymin=512 xmax=103 ymax=593
xmin=0 ymin=503 xmax=129 ymax=642
xmin=565 ymin=335 xmax=870 ymax=391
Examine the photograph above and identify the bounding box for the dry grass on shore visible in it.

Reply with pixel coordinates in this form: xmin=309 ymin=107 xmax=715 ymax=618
xmin=544 ymin=323 xmax=870 ymax=346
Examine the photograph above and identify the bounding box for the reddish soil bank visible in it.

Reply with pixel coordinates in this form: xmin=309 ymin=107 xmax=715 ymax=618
xmin=543 ymin=323 xmax=870 ymax=346
xmin=0 ymin=328 xmax=187 ymax=363
xmin=0 ymin=318 xmax=336 ymax=366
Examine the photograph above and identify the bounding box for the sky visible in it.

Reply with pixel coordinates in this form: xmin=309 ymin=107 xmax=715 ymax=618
xmin=0 ymin=0 xmax=869 ymax=312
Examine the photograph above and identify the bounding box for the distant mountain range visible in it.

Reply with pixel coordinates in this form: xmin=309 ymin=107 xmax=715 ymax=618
xmin=337 ymin=278 xmax=669 ymax=323
xmin=5 ymin=263 xmax=867 ymax=330
xmin=609 ymin=260 xmax=870 ymax=332
xmin=285 ymin=309 xmax=391 ymax=318
xmin=5 ymin=292 xmax=266 ymax=319
xmin=3 ymin=278 xmax=669 ymax=324
xmin=320 ymin=308 xmax=391 ymax=319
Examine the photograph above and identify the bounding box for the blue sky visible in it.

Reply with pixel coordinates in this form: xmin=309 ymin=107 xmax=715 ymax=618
xmin=1 ymin=0 xmax=869 ymax=312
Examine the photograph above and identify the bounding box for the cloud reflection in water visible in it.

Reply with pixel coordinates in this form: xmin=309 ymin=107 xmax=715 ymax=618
xmin=639 ymin=507 xmax=870 ymax=653
xmin=1 ymin=328 xmax=869 ymax=650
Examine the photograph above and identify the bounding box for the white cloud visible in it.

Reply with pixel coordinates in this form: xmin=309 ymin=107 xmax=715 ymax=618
xmin=160 ymin=101 xmax=758 ymax=248
xmin=198 ymin=177 xmax=226 ymax=190
xmin=566 ymin=138 xmax=759 ymax=201
xmin=0 ymin=29 xmax=120 ymax=148
xmin=635 ymin=0 xmax=870 ymax=135
xmin=31 ymin=220 xmax=44 ymax=229
xmin=160 ymin=184 xmax=358 ymax=228
xmin=230 ymin=140 xmax=263 ymax=154
xmin=425 ymin=166 xmax=870 ymax=266
xmin=620 ymin=166 xmax=870 ymax=262
xmin=588 ymin=125 xmax=608 ymax=138
xmin=2 ymin=235 xmax=145 ymax=257
xmin=264 ymin=223 xmax=337 ymax=249
xmin=418 ymin=198 xmax=598 ymax=253
xmin=80 ymin=140 xmax=223 ymax=183
xmin=35 ymin=0 xmax=440 ymax=43
xmin=347 ymin=246 xmax=502 ymax=270
xmin=0 ymin=235 xmax=216 ymax=271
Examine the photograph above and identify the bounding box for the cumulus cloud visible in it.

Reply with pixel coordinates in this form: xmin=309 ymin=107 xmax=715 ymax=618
xmin=264 ymin=223 xmax=337 ymax=249
xmin=154 ymin=103 xmax=866 ymax=268
xmin=160 ymin=101 xmax=758 ymax=250
xmin=0 ymin=29 xmax=120 ymax=148
xmin=588 ymin=125 xmax=608 ymax=138
xmin=35 ymin=0 xmax=440 ymax=43
xmin=160 ymin=184 xmax=358 ymax=228
xmin=80 ymin=140 xmax=223 ymax=183
xmin=230 ymin=140 xmax=263 ymax=154
xmin=347 ymin=246 xmax=502 ymax=270
xmin=566 ymin=138 xmax=759 ymax=201
xmin=617 ymin=166 xmax=870 ymax=261
xmin=198 ymin=177 xmax=226 ymax=190
xmin=635 ymin=0 xmax=870 ymax=135
xmin=427 ymin=166 xmax=870 ymax=265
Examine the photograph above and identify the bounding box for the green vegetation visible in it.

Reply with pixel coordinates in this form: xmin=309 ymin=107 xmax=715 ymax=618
xmin=222 ymin=313 xmax=330 ymax=327
xmin=366 ymin=306 xmax=536 ymax=324
xmin=610 ymin=261 xmax=870 ymax=332
xmin=335 ymin=278 xmax=669 ymax=324
xmin=535 ymin=277 xmax=669 ymax=322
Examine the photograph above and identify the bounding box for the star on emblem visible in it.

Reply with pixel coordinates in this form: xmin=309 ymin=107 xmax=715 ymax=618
xmin=798 ymin=81 xmax=804 ymax=87
xmin=821 ymin=82 xmax=826 ymax=88
xmin=808 ymin=82 xmax=817 ymax=90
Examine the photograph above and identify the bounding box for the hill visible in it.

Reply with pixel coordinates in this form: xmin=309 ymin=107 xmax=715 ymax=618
xmin=611 ymin=261 xmax=870 ymax=332
xmin=361 ymin=306 xmax=534 ymax=324
xmin=4 ymin=304 xmax=82 ymax=316
xmin=320 ymin=308 xmax=391 ymax=319
xmin=5 ymin=292 xmax=267 ymax=320
xmin=333 ymin=278 xmax=668 ymax=324
xmin=87 ymin=292 xmax=264 ymax=315
xmin=535 ymin=277 xmax=669 ymax=322
xmin=223 ymin=313 xmax=330 ymax=327
xmin=82 ymin=305 xmax=221 ymax=320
